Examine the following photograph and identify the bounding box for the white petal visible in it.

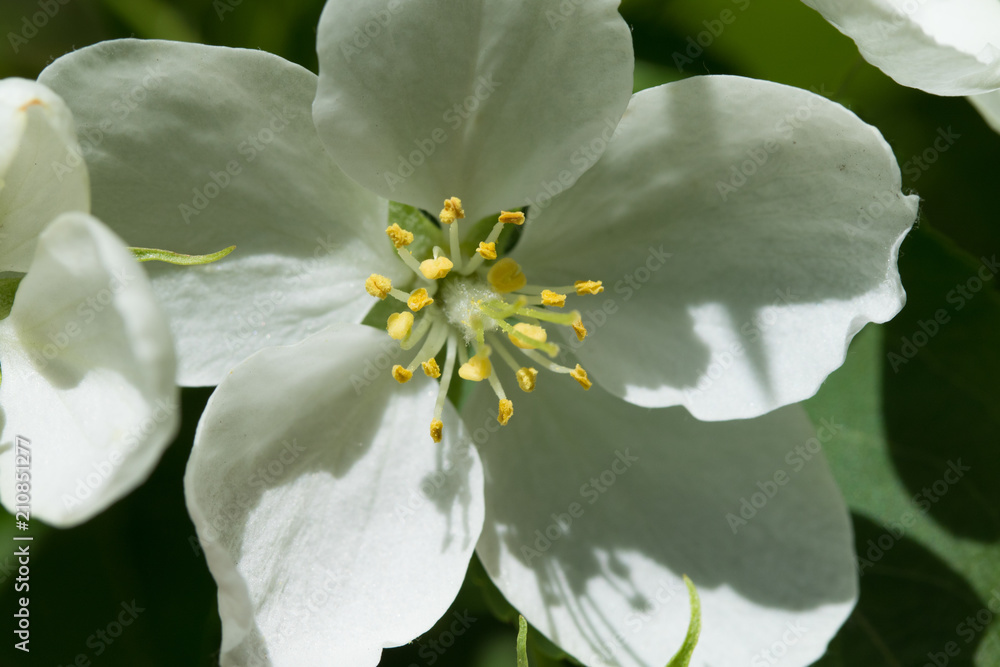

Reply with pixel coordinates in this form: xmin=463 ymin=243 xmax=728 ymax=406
xmin=0 ymin=78 xmax=89 ymax=272
xmin=186 ymin=324 xmax=484 ymax=666
xmin=515 ymin=77 xmax=917 ymax=420
xmin=0 ymin=213 xmax=177 ymax=527
xmin=802 ymin=0 xmax=1000 ymax=95
xmin=467 ymin=382 xmax=856 ymax=667
xmin=39 ymin=40 xmax=402 ymax=386
xmin=314 ymin=0 xmax=633 ymax=221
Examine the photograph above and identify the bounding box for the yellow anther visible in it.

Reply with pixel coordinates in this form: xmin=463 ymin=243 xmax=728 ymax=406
xmin=430 ymin=419 xmax=444 ymax=443
xmin=574 ymin=280 xmax=604 ymax=295
xmin=408 ymin=288 xmax=434 ymax=311
xmin=570 ymin=364 xmax=592 ymax=390
xmin=572 ymin=318 xmax=587 ymax=341
xmin=487 ymin=258 xmax=527 ymax=293
xmin=498 ymin=399 xmax=514 ymax=425
xmin=422 ymin=358 xmax=441 ymax=378
xmin=439 ymin=197 xmax=465 ymax=224
xmin=498 ymin=210 xmax=525 ymax=225
xmin=458 ymin=352 xmax=492 ymax=382
xmin=365 ymin=274 xmax=392 ymax=300
xmin=392 ymin=365 xmax=413 ymax=383
xmin=385 ymin=223 xmax=414 ymax=248
xmin=509 ymin=323 xmax=548 ymax=349
xmin=516 ymin=367 xmax=538 ymax=393
xmin=387 ymin=311 xmax=414 ymax=340
xmin=541 ymin=290 xmax=566 ymax=307
xmin=476 ymin=242 xmax=497 ymax=260
xmin=419 ymin=256 xmax=454 ymax=280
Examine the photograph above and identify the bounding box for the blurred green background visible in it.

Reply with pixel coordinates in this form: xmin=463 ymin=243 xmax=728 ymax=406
xmin=2 ymin=0 xmax=999 ymax=665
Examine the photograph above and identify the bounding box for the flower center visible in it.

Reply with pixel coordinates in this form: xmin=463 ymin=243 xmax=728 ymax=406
xmin=364 ymin=196 xmax=603 ymax=443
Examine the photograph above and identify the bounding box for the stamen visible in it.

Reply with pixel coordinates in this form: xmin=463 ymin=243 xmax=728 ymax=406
xmin=385 ymin=223 xmax=414 ymax=248
xmin=439 ymin=197 xmax=465 ymax=225
xmin=497 ymin=211 xmax=525 ymax=225
xmin=408 ymin=288 xmax=434 ymax=311
xmin=541 ymin=290 xmax=567 ymax=307
xmin=423 ymin=358 xmax=441 ymax=378
xmin=516 ymin=367 xmax=538 ymax=392
xmin=489 ymin=335 xmax=522 ymax=372
xmin=482 ymin=314 xmax=560 ymax=357
xmin=396 ymin=246 xmax=427 ymax=278
xmin=574 ymin=280 xmax=604 ymax=295
xmin=572 ymin=318 xmax=587 ymax=341
xmin=520 ymin=348 xmax=575 ymax=374
xmin=508 ymin=322 xmax=547 ymax=349
xmin=365 ymin=274 xmax=392 ymax=300
xmin=487 ymin=258 xmax=527 ymax=293
xmin=431 ymin=336 xmax=459 ymax=442
xmin=392 ymin=365 xmax=413 ymax=383
xmin=458 ymin=349 xmax=492 ymax=382
xmin=400 ymin=313 xmax=434 ymax=350
xmin=387 ymin=311 xmax=414 ymax=340
xmin=406 ymin=322 xmax=449 ymax=373
xmin=420 ymin=256 xmax=454 ymax=280
xmin=570 ymin=364 xmax=592 ymax=390
xmin=516 ymin=307 xmax=581 ymax=326
xmin=498 ymin=398 xmax=513 ymax=425
xmin=389 ymin=288 xmax=412 ymax=303
xmin=476 ymin=242 xmax=497 ymax=260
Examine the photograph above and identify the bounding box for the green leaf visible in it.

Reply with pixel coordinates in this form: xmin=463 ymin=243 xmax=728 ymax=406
xmin=517 ymin=615 xmax=529 ymax=667
xmin=130 ymin=245 xmax=235 ymax=266
xmin=665 ymin=576 xmax=702 ymax=667
xmin=0 ymin=276 xmax=20 ymax=320
xmin=805 ymin=226 xmax=1000 ymax=666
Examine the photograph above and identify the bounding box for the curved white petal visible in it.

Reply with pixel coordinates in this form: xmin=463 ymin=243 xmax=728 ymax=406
xmin=802 ymin=0 xmax=1000 ymax=95
xmin=514 ymin=77 xmax=917 ymax=420
xmin=314 ymin=0 xmax=633 ymax=221
xmin=0 ymin=78 xmax=89 ymax=272
xmin=186 ymin=324 xmax=484 ymax=666
xmin=39 ymin=40 xmax=402 ymax=386
xmin=467 ymin=382 xmax=856 ymax=667
xmin=0 ymin=213 xmax=177 ymax=527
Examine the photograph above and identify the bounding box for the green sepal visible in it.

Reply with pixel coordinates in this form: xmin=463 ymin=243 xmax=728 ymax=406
xmin=390 ymin=201 xmax=441 ymax=260
xmin=130 ymin=245 xmax=235 ymax=265
xmin=516 ymin=615 xmax=529 ymax=667
xmin=0 ymin=277 xmax=22 ymax=321
xmin=665 ymin=575 xmax=702 ymax=667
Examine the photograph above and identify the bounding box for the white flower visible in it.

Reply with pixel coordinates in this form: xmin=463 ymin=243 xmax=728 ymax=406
xmin=0 ymin=78 xmax=178 ymax=527
xmin=800 ymin=0 xmax=1000 ymax=130
xmin=39 ymin=0 xmax=918 ymax=664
